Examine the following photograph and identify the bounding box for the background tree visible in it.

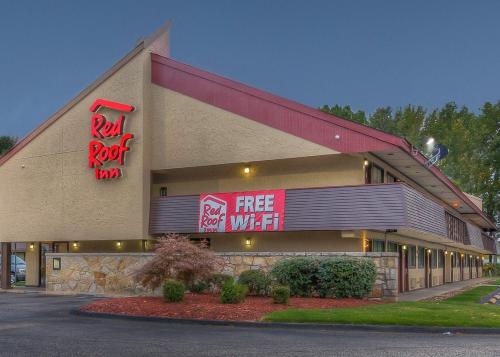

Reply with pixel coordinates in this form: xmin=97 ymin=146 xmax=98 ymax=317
xmin=321 ymin=101 xmax=499 ymax=224
xmin=321 ymin=105 xmax=367 ymax=125
xmin=0 ymin=136 xmax=17 ymax=157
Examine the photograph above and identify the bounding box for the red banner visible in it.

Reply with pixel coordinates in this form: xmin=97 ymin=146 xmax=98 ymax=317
xmin=198 ymin=190 xmax=285 ymax=233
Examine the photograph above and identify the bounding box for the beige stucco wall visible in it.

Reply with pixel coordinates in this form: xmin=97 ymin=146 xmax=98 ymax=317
xmin=409 ymin=268 xmax=425 ymax=290
xmin=432 ymin=268 xmax=444 ymax=286
xmin=150 ymin=85 xmax=338 ymax=171
xmin=191 ymin=231 xmax=362 ymax=252
xmin=152 ymin=154 xmax=365 ymax=197
xmin=25 ymin=244 xmax=40 ymax=286
xmin=0 ymin=48 xmax=151 ymax=244
xmin=67 ymin=240 xmax=150 ymax=253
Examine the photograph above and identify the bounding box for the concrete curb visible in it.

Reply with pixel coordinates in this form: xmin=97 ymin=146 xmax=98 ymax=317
xmin=71 ymin=309 xmax=500 ymax=335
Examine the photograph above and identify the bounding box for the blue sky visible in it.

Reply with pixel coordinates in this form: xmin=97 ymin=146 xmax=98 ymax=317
xmin=1 ymin=0 xmax=499 ymax=137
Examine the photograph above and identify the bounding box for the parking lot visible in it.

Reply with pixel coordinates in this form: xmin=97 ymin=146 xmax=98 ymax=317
xmin=0 ymin=292 xmax=499 ymax=356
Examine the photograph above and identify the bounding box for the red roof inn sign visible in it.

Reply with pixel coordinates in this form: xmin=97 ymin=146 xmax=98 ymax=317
xmin=88 ymin=99 xmax=135 ymax=180
xmin=198 ymin=190 xmax=285 ymax=233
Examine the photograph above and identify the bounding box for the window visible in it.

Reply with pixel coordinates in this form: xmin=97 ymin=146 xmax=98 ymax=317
xmin=369 ymin=165 xmax=384 ymax=184
xmin=371 ymin=240 xmax=385 ymax=252
xmin=387 ymin=172 xmax=399 ymax=183
xmin=455 ymin=254 xmax=460 ymax=268
xmin=369 ymin=240 xmax=397 ymax=253
xmin=418 ymin=247 xmax=425 ymax=268
xmin=408 ymin=245 xmax=416 ymax=268
xmin=159 ymin=187 xmax=168 ymax=197
xmin=431 ymin=249 xmax=438 ymax=268
xmin=387 ymin=242 xmax=398 ymax=253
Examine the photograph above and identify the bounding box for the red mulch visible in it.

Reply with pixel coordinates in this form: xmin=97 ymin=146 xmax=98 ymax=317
xmin=81 ymin=293 xmax=379 ymax=322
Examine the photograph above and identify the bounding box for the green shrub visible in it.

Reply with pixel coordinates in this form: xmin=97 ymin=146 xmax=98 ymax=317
xmin=271 ymin=285 xmax=290 ymax=304
xmin=317 ymin=257 xmax=376 ymax=298
xmin=189 ymin=280 xmax=209 ymax=294
xmin=208 ymin=273 xmax=235 ymax=292
xmin=271 ymin=257 xmax=319 ymax=297
xmin=220 ymin=281 xmax=248 ymax=304
xmin=238 ymin=270 xmax=271 ymax=296
xmin=163 ymin=279 xmax=185 ymax=302
xmin=483 ymin=263 xmax=500 ymax=276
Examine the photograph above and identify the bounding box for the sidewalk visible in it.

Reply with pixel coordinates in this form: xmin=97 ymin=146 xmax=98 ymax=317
xmin=398 ymin=277 xmax=497 ymax=302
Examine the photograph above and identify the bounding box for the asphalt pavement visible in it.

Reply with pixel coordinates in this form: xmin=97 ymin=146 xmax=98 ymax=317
xmin=0 ymin=292 xmax=499 ymax=357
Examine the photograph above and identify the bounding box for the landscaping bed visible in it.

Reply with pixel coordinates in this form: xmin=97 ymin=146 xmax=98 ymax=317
xmin=80 ymin=293 xmax=378 ymax=321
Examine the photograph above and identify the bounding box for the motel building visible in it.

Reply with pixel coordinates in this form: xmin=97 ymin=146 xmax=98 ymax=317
xmin=0 ymin=25 xmax=497 ymax=299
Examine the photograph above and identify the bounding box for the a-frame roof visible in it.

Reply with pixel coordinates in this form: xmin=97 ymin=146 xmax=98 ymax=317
xmin=151 ymin=53 xmax=496 ymax=230
xmin=0 ymin=33 xmax=495 ymax=230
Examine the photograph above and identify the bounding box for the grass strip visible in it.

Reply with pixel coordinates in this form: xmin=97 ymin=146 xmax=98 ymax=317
xmin=264 ymin=284 xmax=500 ymax=328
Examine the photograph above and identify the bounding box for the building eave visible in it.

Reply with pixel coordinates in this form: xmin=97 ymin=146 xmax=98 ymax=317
xmin=151 ymin=53 xmax=496 ymax=230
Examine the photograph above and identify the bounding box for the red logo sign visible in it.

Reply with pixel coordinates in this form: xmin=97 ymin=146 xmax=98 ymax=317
xmin=88 ymin=99 xmax=135 ymax=180
xmin=199 ymin=190 xmax=285 ymax=233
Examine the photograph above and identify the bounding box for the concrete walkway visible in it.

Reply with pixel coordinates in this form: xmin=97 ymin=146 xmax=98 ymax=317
xmin=398 ymin=277 xmax=497 ymax=302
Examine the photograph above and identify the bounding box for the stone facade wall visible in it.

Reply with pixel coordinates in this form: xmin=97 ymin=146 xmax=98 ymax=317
xmin=46 ymin=251 xmax=398 ymax=299
xmin=218 ymin=252 xmax=398 ymax=300
xmin=46 ymin=253 xmax=155 ymax=295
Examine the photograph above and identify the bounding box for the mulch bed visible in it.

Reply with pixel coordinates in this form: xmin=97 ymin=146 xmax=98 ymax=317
xmin=81 ymin=293 xmax=379 ymax=321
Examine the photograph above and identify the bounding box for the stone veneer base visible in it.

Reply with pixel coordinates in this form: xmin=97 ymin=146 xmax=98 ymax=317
xmin=45 ymin=252 xmax=399 ymax=299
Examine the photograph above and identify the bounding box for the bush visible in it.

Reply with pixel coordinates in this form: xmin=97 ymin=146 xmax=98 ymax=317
xmin=271 ymin=257 xmax=319 ymax=297
xmin=220 ymin=281 xmax=248 ymax=304
xmin=189 ymin=280 xmax=209 ymax=294
xmin=317 ymin=257 xmax=377 ymax=298
xmin=163 ymin=279 xmax=185 ymax=302
xmin=208 ymin=273 xmax=235 ymax=292
xmin=135 ymin=233 xmax=225 ymax=290
xmin=271 ymin=285 xmax=290 ymax=304
xmin=238 ymin=270 xmax=271 ymax=296
xmin=484 ymin=263 xmax=500 ymax=276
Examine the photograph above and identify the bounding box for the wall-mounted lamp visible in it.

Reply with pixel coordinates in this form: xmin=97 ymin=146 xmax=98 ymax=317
xmin=72 ymin=242 xmax=79 ymax=249
xmin=29 ymin=243 xmax=34 ymax=250
xmin=469 ymin=255 xmax=472 ymax=258
xmin=444 ymin=250 xmax=448 ymax=255
xmin=427 ymin=249 xmax=432 ymax=254
xmin=116 ymin=241 xmax=122 ymax=248
xmin=461 ymin=253 xmax=464 ymax=258
xmin=402 ymin=245 xmax=407 ymax=250
xmin=450 ymin=252 xmax=454 ymax=256
xmin=245 ymin=237 xmax=252 ymax=247
xmin=243 ymin=166 xmax=251 ymax=174
xmin=363 ymin=159 xmax=369 ymax=167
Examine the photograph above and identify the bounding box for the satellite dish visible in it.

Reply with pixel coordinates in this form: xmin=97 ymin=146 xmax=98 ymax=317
xmin=426 ymin=144 xmax=449 ymax=167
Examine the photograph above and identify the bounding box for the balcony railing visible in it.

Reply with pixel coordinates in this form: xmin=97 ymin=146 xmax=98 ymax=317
xmin=482 ymin=233 xmax=497 ymax=254
xmin=149 ymin=183 xmax=491 ymax=253
xmin=445 ymin=212 xmax=471 ymax=245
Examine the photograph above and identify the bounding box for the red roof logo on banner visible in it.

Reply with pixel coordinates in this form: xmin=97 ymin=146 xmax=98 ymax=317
xmin=88 ymin=99 xmax=135 ymax=180
xmin=198 ymin=190 xmax=285 ymax=233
